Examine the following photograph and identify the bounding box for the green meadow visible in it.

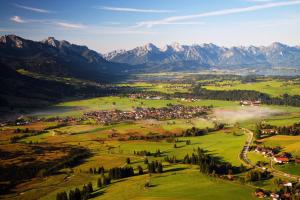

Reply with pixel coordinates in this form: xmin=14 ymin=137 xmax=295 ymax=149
xmin=203 ymin=79 xmax=300 ymax=97
xmin=2 ymin=77 xmax=300 ymax=200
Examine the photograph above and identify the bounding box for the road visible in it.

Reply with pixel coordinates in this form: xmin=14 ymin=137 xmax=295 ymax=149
xmin=240 ymin=128 xmax=300 ymax=181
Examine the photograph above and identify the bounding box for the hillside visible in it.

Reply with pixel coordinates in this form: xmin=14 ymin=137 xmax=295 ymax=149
xmin=0 ymin=35 xmax=132 ymax=82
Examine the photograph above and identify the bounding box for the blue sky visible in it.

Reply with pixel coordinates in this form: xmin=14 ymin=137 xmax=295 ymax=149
xmin=0 ymin=0 xmax=300 ymax=53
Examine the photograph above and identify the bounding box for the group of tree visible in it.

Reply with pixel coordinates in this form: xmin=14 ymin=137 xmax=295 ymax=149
xmin=56 ymin=182 xmax=93 ymax=200
xmin=147 ymin=161 xmax=163 ymax=173
xmin=244 ymin=170 xmax=272 ymax=182
xmin=134 ymin=149 xmax=161 ymax=157
xmin=89 ymin=166 xmax=105 ymax=175
xmin=164 ymin=155 xmax=178 ymax=164
xmin=97 ymin=175 xmax=111 ymax=188
xmin=181 ymin=147 xmax=244 ymax=176
xmin=181 ymin=127 xmax=208 ymax=137
xmin=0 ymin=147 xmax=90 ymax=195
xmin=10 ymin=130 xmax=47 ymax=143
xmin=108 ymin=167 xmax=134 ymax=180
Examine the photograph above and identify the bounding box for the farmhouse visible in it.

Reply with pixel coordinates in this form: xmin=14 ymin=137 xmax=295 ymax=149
xmin=240 ymin=100 xmax=261 ymax=106
xmin=255 ymin=190 xmax=266 ymax=198
xmin=270 ymin=193 xmax=280 ymax=200
xmin=274 ymin=156 xmax=290 ymax=164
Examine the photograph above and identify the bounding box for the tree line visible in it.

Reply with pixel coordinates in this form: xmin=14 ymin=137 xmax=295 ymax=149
xmin=134 ymin=149 xmax=162 ymax=157
xmin=191 ymin=87 xmax=300 ymax=107
xmin=56 ymin=181 xmax=97 ymax=200
xmin=257 ymin=122 xmax=300 ymax=136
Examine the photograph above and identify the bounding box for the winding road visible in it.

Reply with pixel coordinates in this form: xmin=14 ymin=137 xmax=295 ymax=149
xmin=240 ymin=128 xmax=300 ymax=181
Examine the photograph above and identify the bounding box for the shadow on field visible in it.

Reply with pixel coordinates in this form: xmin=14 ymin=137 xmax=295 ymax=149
xmin=164 ymin=167 xmax=188 ymax=173
xmin=90 ymin=189 xmax=105 ymax=198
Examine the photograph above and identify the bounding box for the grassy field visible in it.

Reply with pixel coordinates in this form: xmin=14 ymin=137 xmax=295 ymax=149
xmin=92 ymin=168 xmax=257 ymax=200
xmin=118 ymin=82 xmax=191 ymax=94
xmin=2 ymin=77 xmax=300 ymax=200
xmin=274 ymin=163 xmax=300 ymax=176
xmin=203 ymin=79 xmax=300 ymax=97
xmin=3 ymin=127 xmax=249 ymax=200
xmin=247 ymin=152 xmax=270 ymax=166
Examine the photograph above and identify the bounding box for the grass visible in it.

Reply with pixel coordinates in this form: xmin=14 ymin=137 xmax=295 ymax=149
xmin=93 ymin=168 xmax=256 ymax=200
xmin=274 ymin=163 xmax=300 ymax=176
xmin=247 ymin=152 xmax=270 ymax=165
xmin=203 ymin=79 xmax=300 ymax=97
xmin=117 ymin=82 xmax=191 ymax=94
xmin=114 ymin=129 xmax=246 ymax=166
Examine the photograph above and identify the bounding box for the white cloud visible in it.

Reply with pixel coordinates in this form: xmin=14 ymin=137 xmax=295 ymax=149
xmin=9 ymin=15 xmax=85 ymax=30
xmin=138 ymin=0 xmax=300 ymax=27
xmin=96 ymin=6 xmax=174 ymax=13
xmin=14 ymin=4 xmax=52 ymax=13
xmin=56 ymin=22 xmax=86 ymax=29
xmin=10 ymin=16 xmax=26 ymax=23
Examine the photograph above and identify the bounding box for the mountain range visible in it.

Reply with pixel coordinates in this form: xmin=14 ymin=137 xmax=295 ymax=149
xmin=0 ymin=35 xmax=133 ymax=110
xmin=104 ymin=42 xmax=300 ymax=71
xmin=1 ymin=34 xmax=300 ymax=110
xmin=0 ymin=35 xmax=132 ymax=82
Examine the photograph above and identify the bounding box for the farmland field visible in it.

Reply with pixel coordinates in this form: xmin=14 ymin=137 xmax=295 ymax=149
xmin=1 ymin=75 xmax=300 ymax=200
xmin=203 ymin=79 xmax=300 ymax=97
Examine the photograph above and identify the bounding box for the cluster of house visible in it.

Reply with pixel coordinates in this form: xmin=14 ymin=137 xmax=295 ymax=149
xmin=240 ymin=100 xmax=261 ymax=106
xmin=254 ymin=146 xmax=300 ymax=164
xmin=84 ymin=105 xmax=209 ymax=124
xmin=255 ymin=183 xmax=300 ymax=200
xmin=128 ymin=93 xmax=164 ymax=100
xmin=180 ymin=98 xmax=199 ymax=102
xmin=261 ymin=129 xmax=278 ymax=135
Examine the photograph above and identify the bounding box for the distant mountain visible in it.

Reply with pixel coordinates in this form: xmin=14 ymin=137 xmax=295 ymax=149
xmin=104 ymin=42 xmax=300 ymax=71
xmin=0 ymin=35 xmax=131 ymax=82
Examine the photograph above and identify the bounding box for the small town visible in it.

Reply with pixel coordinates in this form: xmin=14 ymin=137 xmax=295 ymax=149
xmin=84 ymin=105 xmax=210 ymax=124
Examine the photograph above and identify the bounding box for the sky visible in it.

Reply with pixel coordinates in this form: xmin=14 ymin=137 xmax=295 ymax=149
xmin=0 ymin=0 xmax=300 ymax=53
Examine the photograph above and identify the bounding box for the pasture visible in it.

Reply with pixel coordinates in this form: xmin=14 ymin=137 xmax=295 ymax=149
xmin=203 ymin=79 xmax=300 ymax=97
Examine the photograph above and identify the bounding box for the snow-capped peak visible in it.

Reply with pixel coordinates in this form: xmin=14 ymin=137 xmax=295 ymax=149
xmin=143 ymin=43 xmax=157 ymax=51
xmin=170 ymin=42 xmax=183 ymax=52
xmin=42 ymin=37 xmax=60 ymax=48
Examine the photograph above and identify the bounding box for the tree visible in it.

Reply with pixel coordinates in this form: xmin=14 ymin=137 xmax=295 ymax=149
xmin=87 ymin=182 xmax=93 ymax=193
xmin=144 ymin=157 xmax=149 ymax=164
xmin=137 ymin=165 xmax=143 ymax=175
xmin=81 ymin=185 xmax=88 ymax=200
xmin=157 ymin=163 xmax=163 ymax=173
xmin=56 ymin=191 xmax=68 ymax=200
xmin=97 ymin=177 xmax=102 ymax=188
xmin=69 ymin=190 xmax=75 ymax=200
xmin=74 ymin=188 xmax=81 ymax=200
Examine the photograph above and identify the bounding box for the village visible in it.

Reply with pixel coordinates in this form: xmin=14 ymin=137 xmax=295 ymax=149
xmin=253 ymin=145 xmax=300 ymax=165
xmin=84 ymin=105 xmax=210 ymax=124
